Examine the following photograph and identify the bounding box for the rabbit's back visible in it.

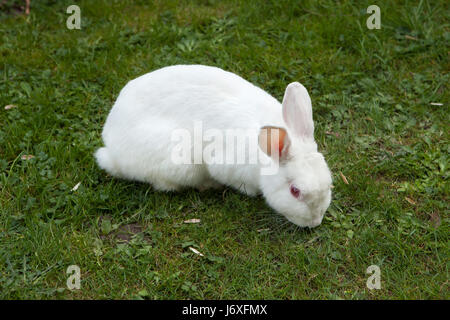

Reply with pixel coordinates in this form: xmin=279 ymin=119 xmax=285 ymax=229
xmin=104 ymin=65 xmax=281 ymax=131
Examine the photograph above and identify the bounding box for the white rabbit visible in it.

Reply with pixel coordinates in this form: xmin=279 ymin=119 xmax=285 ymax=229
xmin=95 ymin=65 xmax=332 ymax=227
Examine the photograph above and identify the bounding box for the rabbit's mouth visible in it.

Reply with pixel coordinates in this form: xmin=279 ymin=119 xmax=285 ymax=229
xmin=306 ymin=216 xmax=324 ymax=228
xmin=283 ymin=213 xmax=323 ymax=228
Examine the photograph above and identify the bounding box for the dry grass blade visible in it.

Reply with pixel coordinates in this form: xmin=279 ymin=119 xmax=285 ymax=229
xmin=339 ymin=171 xmax=349 ymax=185
xmin=71 ymin=182 xmax=81 ymax=191
xmin=184 ymin=218 xmax=201 ymax=224
xmin=189 ymin=247 xmax=204 ymax=256
xmin=404 ymin=35 xmax=418 ymax=41
xmin=21 ymin=154 xmax=34 ymax=160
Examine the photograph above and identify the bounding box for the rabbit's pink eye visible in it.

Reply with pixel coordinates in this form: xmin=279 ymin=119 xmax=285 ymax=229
xmin=290 ymin=185 xmax=301 ymax=198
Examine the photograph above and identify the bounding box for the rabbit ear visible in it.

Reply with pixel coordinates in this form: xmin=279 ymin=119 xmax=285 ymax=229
xmin=282 ymin=82 xmax=314 ymax=140
xmin=258 ymin=126 xmax=290 ymax=161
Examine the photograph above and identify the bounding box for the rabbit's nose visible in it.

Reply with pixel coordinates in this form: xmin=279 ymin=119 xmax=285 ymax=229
xmin=309 ymin=216 xmax=323 ymax=228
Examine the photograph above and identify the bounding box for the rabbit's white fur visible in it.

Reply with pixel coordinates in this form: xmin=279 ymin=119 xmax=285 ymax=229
xmin=96 ymin=65 xmax=332 ymax=227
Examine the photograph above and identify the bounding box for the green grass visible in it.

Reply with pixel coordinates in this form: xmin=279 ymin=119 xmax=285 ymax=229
xmin=0 ymin=0 xmax=448 ymax=299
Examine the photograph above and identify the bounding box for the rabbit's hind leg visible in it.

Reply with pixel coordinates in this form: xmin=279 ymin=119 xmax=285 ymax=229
xmin=151 ymin=179 xmax=182 ymax=192
xmin=197 ymin=179 xmax=223 ymax=192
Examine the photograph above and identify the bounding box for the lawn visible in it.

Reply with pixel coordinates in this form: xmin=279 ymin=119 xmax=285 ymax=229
xmin=0 ymin=0 xmax=448 ymax=299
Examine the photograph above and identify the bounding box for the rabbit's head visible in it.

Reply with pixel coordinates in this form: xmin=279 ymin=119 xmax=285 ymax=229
xmin=258 ymin=82 xmax=332 ymax=228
